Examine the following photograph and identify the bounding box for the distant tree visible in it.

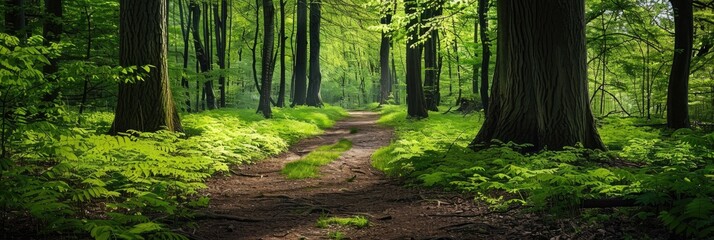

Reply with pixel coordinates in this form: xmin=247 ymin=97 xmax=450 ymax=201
xmin=214 ymin=0 xmax=228 ymax=108
xmin=478 ymin=0 xmax=490 ymax=115
xmin=189 ymin=1 xmax=216 ymax=110
xmin=43 ymin=0 xmax=62 ymax=76
xmin=4 ymin=0 xmax=26 ymax=40
xmin=472 ymin=0 xmax=605 ymax=151
xmin=257 ymin=0 xmax=275 ymax=118
xmin=666 ymin=0 xmax=693 ymax=129
xmin=111 ymin=0 xmax=182 ymax=134
xmin=404 ymin=0 xmax=428 ymax=118
xmin=306 ymin=0 xmax=323 ymax=107
xmin=379 ymin=0 xmax=393 ymax=105
xmin=292 ymin=0 xmax=308 ymax=106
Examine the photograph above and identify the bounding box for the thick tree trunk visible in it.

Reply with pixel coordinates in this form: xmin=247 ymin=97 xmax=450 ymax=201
xmin=292 ymin=0 xmax=308 ymax=106
xmin=111 ymin=0 xmax=182 ymax=134
xmin=666 ymin=0 xmax=692 ymax=129
xmin=305 ymin=0 xmax=322 ymax=107
xmin=471 ymin=0 xmax=605 ymax=151
xmin=423 ymin=0 xmax=441 ymax=111
xmin=258 ymin=0 xmax=275 ymax=118
xmin=277 ymin=0 xmax=287 ymax=107
xmin=404 ymin=0 xmax=428 ymax=118
xmin=478 ymin=0 xmax=490 ymax=115
xmin=379 ymin=0 xmax=393 ymax=105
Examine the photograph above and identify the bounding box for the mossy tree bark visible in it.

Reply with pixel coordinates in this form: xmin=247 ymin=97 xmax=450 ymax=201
xmin=666 ymin=0 xmax=693 ymax=129
xmin=111 ymin=0 xmax=182 ymax=134
xmin=292 ymin=0 xmax=308 ymax=106
xmin=404 ymin=0 xmax=428 ymax=118
xmin=471 ymin=0 xmax=605 ymax=151
xmin=258 ymin=0 xmax=275 ymax=118
xmin=306 ymin=0 xmax=323 ymax=107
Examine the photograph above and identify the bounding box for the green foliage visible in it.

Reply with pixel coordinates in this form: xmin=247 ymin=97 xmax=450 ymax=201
xmin=373 ymin=106 xmax=714 ymax=238
xmin=282 ymin=139 xmax=353 ymax=179
xmin=1 ymin=107 xmax=346 ymax=239
xmin=316 ymin=215 xmax=369 ymax=229
xmin=328 ymin=231 xmax=347 ymax=240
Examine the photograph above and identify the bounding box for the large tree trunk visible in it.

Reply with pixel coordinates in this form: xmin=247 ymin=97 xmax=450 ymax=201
xmin=111 ymin=0 xmax=182 ymax=134
xmin=258 ymin=0 xmax=275 ymax=118
xmin=379 ymin=0 xmax=393 ymax=105
xmin=423 ymin=0 xmax=441 ymax=111
xmin=666 ymin=0 xmax=693 ymax=129
xmin=471 ymin=0 xmax=605 ymax=151
xmin=478 ymin=0 xmax=490 ymax=115
xmin=306 ymin=0 xmax=322 ymax=107
xmin=276 ymin=0 xmax=287 ymax=107
xmin=404 ymin=0 xmax=428 ymax=118
xmin=292 ymin=0 xmax=308 ymax=106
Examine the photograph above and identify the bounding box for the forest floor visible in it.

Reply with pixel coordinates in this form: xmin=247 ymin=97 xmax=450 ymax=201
xmin=192 ymin=112 xmax=662 ymax=240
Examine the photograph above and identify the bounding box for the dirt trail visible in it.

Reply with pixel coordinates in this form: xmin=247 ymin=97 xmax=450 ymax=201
xmin=193 ymin=112 xmax=538 ymax=239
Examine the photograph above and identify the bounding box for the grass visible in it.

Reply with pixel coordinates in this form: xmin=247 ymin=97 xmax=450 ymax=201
xmin=328 ymin=231 xmax=347 ymax=240
xmin=282 ymin=139 xmax=353 ymax=179
xmin=316 ymin=216 xmax=369 ymax=228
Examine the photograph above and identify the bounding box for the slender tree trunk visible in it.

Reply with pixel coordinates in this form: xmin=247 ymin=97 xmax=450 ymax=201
xmin=471 ymin=0 xmax=605 ymax=151
xmin=478 ymin=0 xmax=490 ymax=115
xmin=379 ymin=0 xmax=393 ymax=105
xmin=179 ymin=0 xmax=192 ymax=112
xmin=472 ymin=18 xmax=479 ymax=96
xmin=202 ymin=2 xmax=216 ymax=109
xmin=214 ymin=0 xmax=228 ymax=108
xmin=423 ymin=0 xmax=442 ymax=111
xmin=258 ymin=0 xmax=275 ymax=118
xmin=78 ymin=7 xmax=91 ymax=118
xmin=292 ymin=0 xmax=308 ymax=106
xmin=666 ymin=0 xmax=692 ymax=129
xmin=189 ymin=1 xmax=213 ymax=111
xmin=42 ymin=0 xmax=62 ymax=76
xmin=404 ymin=0 xmax=428 ymax=118
xmin=276 ymin=0 xmax=287 ymax=107
xmin=305 ymin=0 xmax=322 ymax=107
xmin=251 ymin=0 xmax=261 ymax=94
xmin=4 ymin=0 xmax=26 ymax=40
xmin=111 ymin=0 xmax=182 ymax=134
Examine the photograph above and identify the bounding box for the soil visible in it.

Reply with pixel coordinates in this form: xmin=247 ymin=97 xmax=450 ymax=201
xmin=193 ymin=112 xmax=670 ymax=240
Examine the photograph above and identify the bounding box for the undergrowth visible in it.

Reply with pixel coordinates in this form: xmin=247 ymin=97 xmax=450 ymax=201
xmin=316 ymin=215 xmax=369 ymax=228
xmin=372 ymin=105 xmax=714 ymax=238
xmin=0 ymin=106 xmax=347 ymax=239
xmin=282 ymin=139 xmax=353 ymax=179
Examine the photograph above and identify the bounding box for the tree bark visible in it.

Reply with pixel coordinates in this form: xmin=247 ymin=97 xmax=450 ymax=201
xmin=423 ymin=0 xmax=441 ymax=111
xmin=379 ymin=0 xmax=393 ymax=105
xmin=292 ymin=0 xmax=308 ymax=106
xmin=179 ymin=0 xmax=192 ymax=112
xmin=666 ymin=0 xmax=693 ymax=129
xmin=111 ymin=0 xmax=182 ymax=134
xmin=189 ymin=1 xmax=215 ymax=110
xmin=276 ymin=0 xmax=287 ymax=107
xmin=471 ymin=0 xmax=605 ymax=151
xmin=214 ymin=0 xmax=228 ymax=108
xmin=404 ymin=0 xmax=428 ymax=118
xmin=258 ymin=0 xmax=275 ymax=118
xmin=478 ymin=0 xmax=490 ymax=115
xmin=306 ymin=0 xmax=322 ymax=107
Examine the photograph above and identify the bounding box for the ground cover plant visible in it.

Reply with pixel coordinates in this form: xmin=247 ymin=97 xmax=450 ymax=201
xmin=0 ymin=106 xmax=346 ymax=239
xmin=282 ymin=139 xmax=353 ymax=179
xmin=372 ymin=105 xmax=714 ymax=238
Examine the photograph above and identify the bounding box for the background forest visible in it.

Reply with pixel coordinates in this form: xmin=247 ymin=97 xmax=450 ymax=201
xmin=1 ymin=0 xmax=714 ymax=239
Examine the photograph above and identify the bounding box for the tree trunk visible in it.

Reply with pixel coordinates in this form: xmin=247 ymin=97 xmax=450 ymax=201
xmin=214 ymin=0 xmax=228 ymax=108
xmin=478 ymin=0 xmax=490 ymax=115
xmin=258 ymin=0 xmax=275 ymax=118
xmin=189 ymin=1 xmax=214 ymax=111
xmin=472 ymin=18 xmax=478 ymax=96
xmin=305 ymin=0 xmax=322 ymax=107
xmin=276 ymin=0 xmax=287 ymax=107
xmin=666 ymin=0 xmax=692 ymax=129
xmin=111 ymin=0 xmax=182 ymax=134
xmin=179 ymin=0 xmax=192 ymax=112
xmin=292 ymin=0 xmax=308 ymax=106
xmin=471 ymin=0 xmax=605 ymax=151
xmin=202 ymin=2 xmax=216 ymax=109
xmin=404 ymin=0 xmax=428 ymax=118
xmin=379 ymin=0 xmax=393 ymax=105
xmin=42 ymin=0 xmax=62 ymax=76
xmin=423 ymin=0 xmax=441 ymax=111
xmin=4 ymin=0 xmax=26 ymax=40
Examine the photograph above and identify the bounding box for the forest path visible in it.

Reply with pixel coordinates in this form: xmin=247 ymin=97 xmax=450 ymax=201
xmin=194 ymin=111 xmax=504 ymax=240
